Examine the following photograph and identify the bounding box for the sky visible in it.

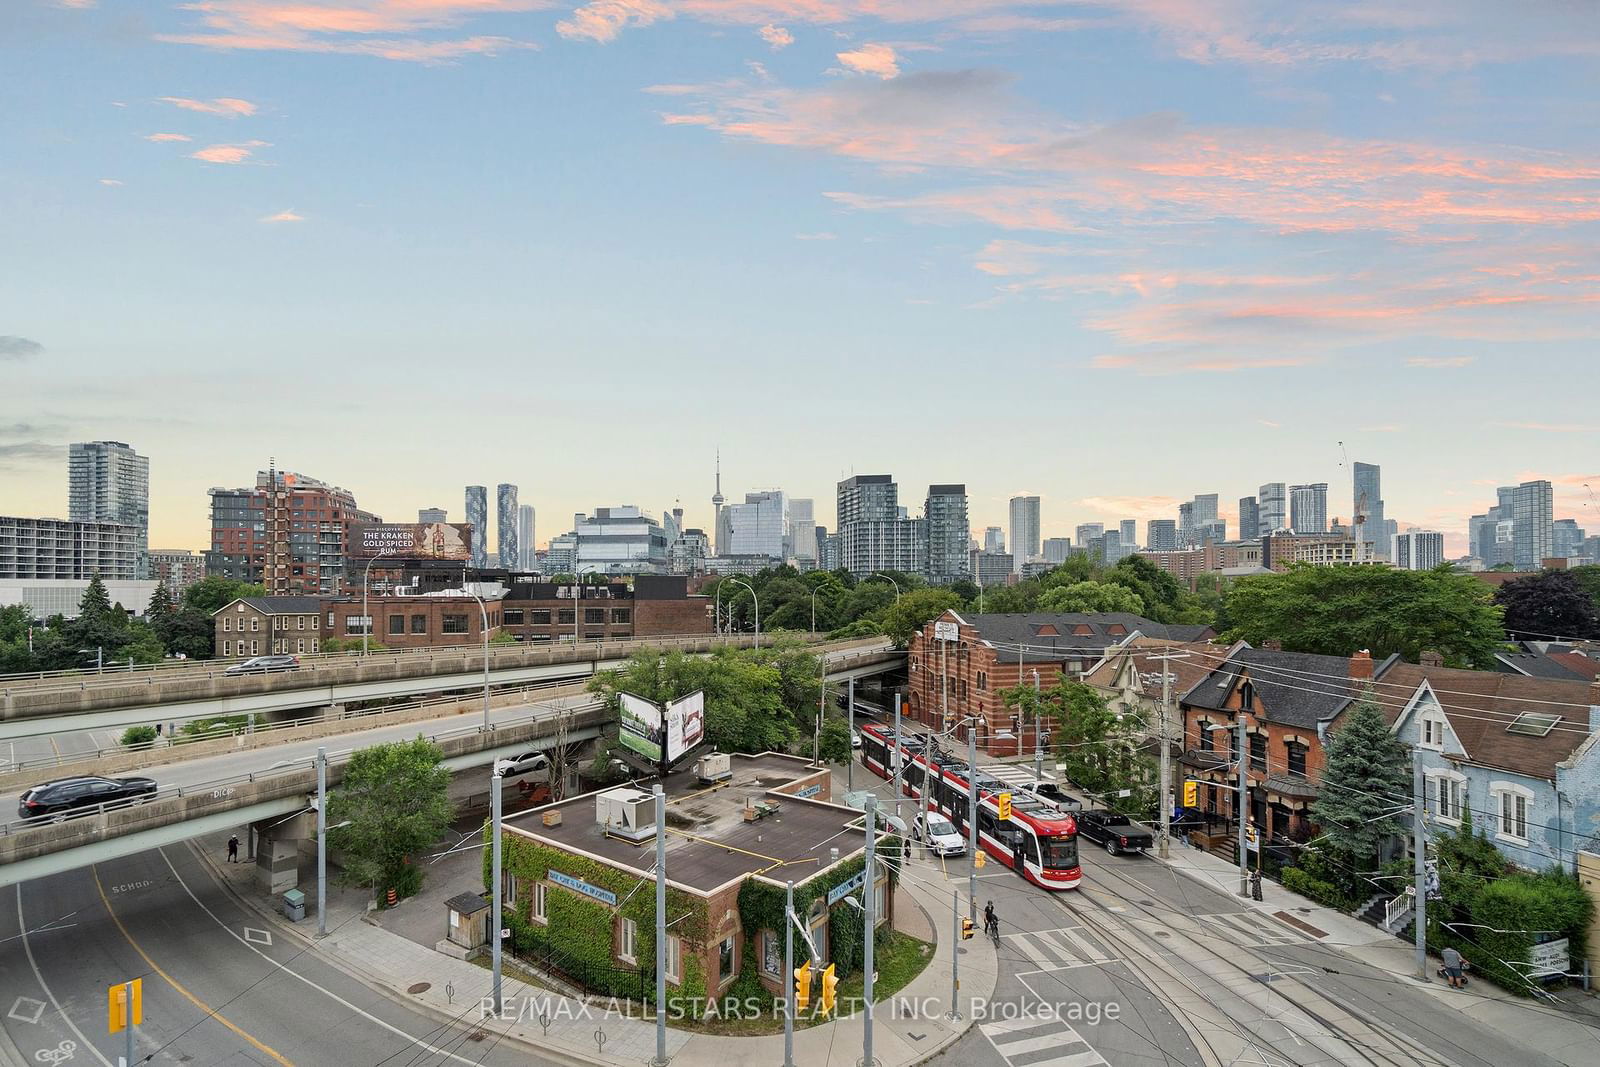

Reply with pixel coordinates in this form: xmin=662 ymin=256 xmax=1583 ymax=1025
xmin=4 ymin=0 xmax=1599 ymax=556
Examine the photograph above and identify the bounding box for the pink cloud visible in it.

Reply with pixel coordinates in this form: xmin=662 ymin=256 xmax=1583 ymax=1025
xmin=191 ymin=140 xmax=269 ymax=164
xmin=759 ymin=23 xmax=793 ymax=49
xmin=260 ymin=208 xmax=305 ymax=222
xmin=1406 ymin=356 xmax=1474 ymax=368
xmin=145 ymin=132 xmax=193 ymax=142
xmin=835 ymin=43 xmax=899 ymax=78
xmin=159 ymin=96 xmax=258 ymax=117
xmin=159 ymin=1 xmax=544 ymax=60
xmin=556 ymin=0 xmax=671 ymax=42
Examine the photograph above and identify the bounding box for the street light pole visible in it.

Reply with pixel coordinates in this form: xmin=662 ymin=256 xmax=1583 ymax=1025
xmin=361 ymin=548 xmax=396 ymax=656
xmin=868 ymin=572 xmax=900 ymax=601
xmin=316 ymin=745 xmax=328 ymax=937
xmin=863 ymin=795 xmax=877 ymax=1067
xmin=1414 ymin=749 xmax=1428 ymax=981
xmin=967 ymin=717 xmax=978 ymax=923
xmin=1159 ymin=663 xmax=1172 ymax=861
xmin=1031 ymin=669 xmax=1043 ymax=785
xmin=652 ymin=785 xmax=668 ymax=1067
xmin=728 ymin=577 xmax=759 ymax=649
xmin=466 ymin=587 xmax=492 ymax=732
xmin=491 ymin=766 xmax=504 ymax=1015
xmin=847 ymin=677 xmax=855 ymax=791
xmin=1236 ymin=718 xmax=1248 ymax=897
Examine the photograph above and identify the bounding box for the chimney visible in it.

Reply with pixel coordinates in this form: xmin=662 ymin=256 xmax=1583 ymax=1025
xmin=1262 ymin=639 xmax=1283 ymax=651
xmin=1420 ymin=650 xmax=1444 ymax=668
xmin=1349 ymin=649 xmax=1374 ymax=681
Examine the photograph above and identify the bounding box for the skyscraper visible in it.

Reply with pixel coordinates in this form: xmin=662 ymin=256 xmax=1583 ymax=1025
xmin=710 ymin=451 xmax=726 ymax=555
xmin=1178 ymin=494 xmax=1219 ymax=547
xmin=1119 ymin=519 xmax=1137 ymax=549
xmin=1146 ymin=519 xmax=1177 ymax=552
xmin=788 ymin=498 xmax=817 ymax=565
xmin=1075 ymin=523 xmax=1104 ymax=550
xmin=1351 ymin=462 xmax=1388 ymax=560
xmin=518 ymin=504 xmax=535 ymax=569
xmin=1237 ymin=497 xmax=1259 ymax=544
xmin=418 ymin=507 xmax=447 ymax=523
xmin=1554 ymin=519 xmax=1586 ymax=559
xmin=1042 ymin=537 xmax=1071 ymax=564
xmin=1258 ymin=483 xmax=1287 ymax=536
xmin=496 ymin=484 xmax=519 ymax=573
xmin=837 ymin=475 xmax=921 ymax=576
xmin=1395 ymin=530 xmax=1444 ymax=571
xmin=1008 ymin=496 xmax=1040 ymax=574
xmin=1289 ymin=483 xmax=1328 ymax=533
xmin=923 ymin=484 xmax=970 ymax=584
xmin=69 ymin=441 xmax=148 ymax=577
xmin=1508 ymin=480 xmax=1553 ymax=569
xmin=725 ymin=490 xmax=788 ymax=560
xmin=465 ymin=486 xmax=488 ymax=567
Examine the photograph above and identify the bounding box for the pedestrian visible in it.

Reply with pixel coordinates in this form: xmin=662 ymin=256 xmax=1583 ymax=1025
xmin=1250 ymin=868 xmax=1263 ymax=901
xmin=227 ymin=834 xmax=239 ymax=863
xmin=1441 ymin=946 xmax=1466 ymax=989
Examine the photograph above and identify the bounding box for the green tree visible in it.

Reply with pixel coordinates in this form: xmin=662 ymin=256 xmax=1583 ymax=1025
xmin=1037 ymin=580 xmax=1146 ymax=615
xmin=163 ymin=607 xmax=218 ymax=659
xmin=181 ymin=576 xmax=266 ymax=616
xmin=145 ymin=584 xmax=175 ymax=626
xmin=1494 ymin=571 xmax=1599 ymax=641
xmin=1569 ymin=565 xmax=1600 ymax=613
xmin=1002 ymin=679 xmax=1154 ymax=814
xmin=878 ymin=588 xmax=962 ymax=646
xmin=327 ymin=737 xmax=453 ymax=898
xmin=78 ymin=574 xmax=115 ymax=627
xmin=1224 ymin=564 xmax=1503 ymax=668
xmin=818 ymin=718 xmax=853 ymax=764
xmin=1309 ymin=692 xmax=1411 ymax=869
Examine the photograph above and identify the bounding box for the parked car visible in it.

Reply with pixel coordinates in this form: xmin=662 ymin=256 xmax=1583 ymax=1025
xmin=1077 ymin=809 xmax=1157 ymax=856
xmin=499 ymin=750 xmax=551 ymax=777
xmin=851 ymin=730 xmax=862 ymax=749
xmin=225 ymin=654 xmax=300 ymax=676
xmin=18 ymin=776 xmax=158 ymax=820
xmin=912 ymin=810 xmax=967 ymax=856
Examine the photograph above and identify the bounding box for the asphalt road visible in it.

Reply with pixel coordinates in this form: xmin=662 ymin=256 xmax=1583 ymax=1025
xmin=0 ymin=845 xmax=556 ymax=1067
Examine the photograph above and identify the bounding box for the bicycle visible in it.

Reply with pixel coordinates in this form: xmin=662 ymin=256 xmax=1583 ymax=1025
xmin=984 ymin=914 xmax=1000 ymax=945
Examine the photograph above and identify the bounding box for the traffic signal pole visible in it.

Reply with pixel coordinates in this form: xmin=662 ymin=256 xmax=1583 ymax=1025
xmin=946 ymin=888 xmax=962 ymax=1022
xmin=783 ymin=879 xmax=795 ymax=1067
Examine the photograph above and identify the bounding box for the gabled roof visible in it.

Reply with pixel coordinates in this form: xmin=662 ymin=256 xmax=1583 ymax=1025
xmin=1181 ymin=646 xmax=1380 ymax=730
xmin=1494 ymin=650 xmax=1595 ymax=681
xmin=955 ymin=613 xmax=1214 ymax=662
xmin=1373 ymin=662 xmax=1595 ymax=781
xmin=216 ymin=596 xmax=325 ymax=616
xmin=1081 ymin=637 xmax=1224 ymax=700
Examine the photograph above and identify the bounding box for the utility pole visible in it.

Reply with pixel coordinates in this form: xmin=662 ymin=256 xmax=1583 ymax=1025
xmin=316 ymin=746 xmax=328 ymax=937
xmin=1031 ymin=669 xmax=1043 ymax=784
xmin=783 ymin=880 xmax=795 ymax=1067
xmin=1414 ymin=749 xmax=1428 ymax=981
xmin=863 ymin=795 xmax=877 ymax=1067
xmin=491 ymin=767 xmax=504 ymax=1015
xmin=891 ymin=693 xmax=903 ymax=826
xmin=652 ymin=785 xmax=668 ymax=1066
xmin=1159 ymin=664 xmax=1172 ymax=861
xmin=1236 ymin=718 xmax=1249 ymax=898
xmin=813 ymin=669 xmax=825 ymax=767
xmin=967 ymin=719 xmax=978 ymax=922
xmin=847 ymin=678 xmax=855 ymax=791
xmin=940 ymin=633 xmax=948 ymax=734
xmin=946 ymin=888 xmax=962 ymax=1022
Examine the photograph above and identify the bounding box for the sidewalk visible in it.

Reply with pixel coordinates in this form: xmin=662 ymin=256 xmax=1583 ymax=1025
xmin=1161 ymin=837 xmax=1600 ymax=1066
xmin=195 ymin=828 xmax=994 ymax=1067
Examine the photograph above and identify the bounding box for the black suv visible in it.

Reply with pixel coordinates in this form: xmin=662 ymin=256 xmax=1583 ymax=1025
xmin=17 ymin=776 xmax=159 ymax=820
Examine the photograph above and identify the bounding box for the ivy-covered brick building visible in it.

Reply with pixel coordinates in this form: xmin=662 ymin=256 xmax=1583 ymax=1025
xmin=492 ymin=753 xmax=901 ymax=1015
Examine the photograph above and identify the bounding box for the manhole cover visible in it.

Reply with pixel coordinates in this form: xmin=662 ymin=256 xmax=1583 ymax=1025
xmin=407 ymin=982 xmax=432 ymax=995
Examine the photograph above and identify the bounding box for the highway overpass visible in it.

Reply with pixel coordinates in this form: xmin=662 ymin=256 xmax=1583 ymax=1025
xmin=0 ymin=635 xmax=903 ymax=740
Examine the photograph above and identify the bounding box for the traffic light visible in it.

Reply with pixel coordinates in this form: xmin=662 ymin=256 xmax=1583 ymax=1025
xmin=819 ymin=963 xmax=838 ymax=1017
xmin=960 ymin=917 xmax=975 ymax=940
xmin=996 ymin=792 xmax=1012 ymax=821
xmin=1182 ymin=780 xmax=1197 ymax=808
xmin=793 ymin=961 xmax=811 ymax=1013
xmin=974 ymin=850 xmax=987 ymax=869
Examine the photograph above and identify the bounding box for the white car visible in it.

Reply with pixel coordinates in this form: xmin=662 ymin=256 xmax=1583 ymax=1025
xmin=498 ymin=751 xmax=550 ymax=778
xmin=913 ymin=811 xmax=967 ymax=857
xmin=851 ymin=730 xmax=862 ymax=749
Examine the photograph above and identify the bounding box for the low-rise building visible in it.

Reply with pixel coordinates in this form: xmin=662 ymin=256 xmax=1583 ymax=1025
xmin=495 ymin=754 xmax=897 ymax=1010
xmin=213 ymin=596 xmax=324 ymax=658
xmin=1261 ymin=532 xmax=1371 ymax=570
xmin=1081 ymin=637 xmax=1227 ymax=753
xmin=325 ymin=592 xmax=503 ymax=648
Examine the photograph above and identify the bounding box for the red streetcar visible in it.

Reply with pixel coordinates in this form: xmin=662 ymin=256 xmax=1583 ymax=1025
xmin=858 ymin=723 xmax=1081 ymax=890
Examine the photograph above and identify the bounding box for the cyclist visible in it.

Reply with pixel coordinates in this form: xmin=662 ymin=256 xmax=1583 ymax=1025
xmin=983 ymin=900 xmax=998 ymax=939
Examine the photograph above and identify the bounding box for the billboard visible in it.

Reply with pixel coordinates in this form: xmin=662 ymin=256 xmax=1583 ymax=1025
xmin=665 ymin=690 xmax=706 ymax=764
xmin=350 ymin=522 xmax=471 ymax=561
xmin=619 ymin=692 xmax=664 ymax=762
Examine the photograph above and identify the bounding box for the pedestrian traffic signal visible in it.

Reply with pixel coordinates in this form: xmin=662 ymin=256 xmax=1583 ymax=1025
xmin=793 ymin=961 xmax=811 ymax=1013
xmin=996 ymin=792 xmax=1012 ymax=821
xmin=961 ymin=917 xmax=975 ymax=940
xmin=1182 ymin=780 xmax=1197 ymax=808
xmin=974 ymin=850 xmax=987 ymax=869
xmin=108 ymin=979 xmax=142 ymax=1033
xmin=819 ymin=963 xmax=838 ymax=1017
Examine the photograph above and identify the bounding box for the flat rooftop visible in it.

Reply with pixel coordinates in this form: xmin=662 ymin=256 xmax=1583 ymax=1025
xmin=506 ymin=753 xmax=866 ymax=893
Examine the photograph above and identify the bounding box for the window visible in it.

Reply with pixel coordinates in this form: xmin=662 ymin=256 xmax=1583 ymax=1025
xmin=327 ymin=611 xmax=335 ymax=627
xmin=1420 ymin=711 xmax=1447 ymax=749
xmin=222 ymin=617 xmax=231 ymax=632
xmin=718 ymin=935 xmax=737 ymax=985
xmin=411 ymin=614 xmax=427 ymax=634
xmin=619 ymin=917 xmax=637 ymax=963
xmin=1249 ymin=733 xmax=1267 ymax=773
xmin=297 ymin=616 xmax=306 ymax=630
xmin=532 ymin=882 xmax=547 ymax=923
xmin=665 ymin=935 xmax=682 ymax=984
xmin=1492 ymin=784 xmax=1532 ymax=842
xmin=977 ymin=671 xmax=988 ymax=691
xmin=584 ymin=608 xmax=605 ymax=624
xmin=1431 ymin=774 xmax=1465 ymax=823
xmin=222 ymin=641 xmax=231 ymax=656
xmin=1285 ymin=741 xmax=1308 ymax=778
xmin=530 ymin=609 xmax=552 ymax=625
xmin=502 ymin=872 xmax=518 ymax=908
xmin=442 ymin=614 xmax=469 ymax=634
xmin=250 ymin=640 xmax=259 ymax=655
xmin=503 ymin=609 xmax=524 ymax=625
xmin=1198 ymin=722 xmax=1213 ymax=752
xmin=1507 ymin=712 xmax=1560 ymax=737
xmin=611 ymin=608 xmax=631 ymax=624
xmin=557 ymin=609 xmax=575 ymax=625
xmin=872 ymin=875 xmax=888 ymax=925
xmin=761 ymin=928 xmax=781 ymax=978
xmin=250 ymin=617 xmax=260 ymax=631
xmin=1239 ymin=680 xmax=1256 ymax=712
xmin=344 ymin=616 xmax=372 ymax=635
xmin=297 ymin=639 xmax=305 ymax=653
xmin=388 ymin=614 xmax=405 ymax=635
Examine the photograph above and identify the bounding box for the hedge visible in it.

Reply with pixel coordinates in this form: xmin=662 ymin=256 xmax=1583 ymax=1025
xmin=1428 ymin=868 xmax=1592 ymax=996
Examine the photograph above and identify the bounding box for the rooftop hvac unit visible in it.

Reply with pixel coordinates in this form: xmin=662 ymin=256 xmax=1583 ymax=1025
xmin=695 ymin=753 xmax=732 ymax=784
xmin=596 ymin=787 xmax=656 ymax=842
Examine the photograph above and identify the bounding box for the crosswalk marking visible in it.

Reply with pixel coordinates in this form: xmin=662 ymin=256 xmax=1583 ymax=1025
xmin=1002 ymin=925 xmax=1114 ymax=971
xmin=1197 ymin=911 xmax=1302 ymax=947
xmin=981 ymin=1018 xmax=1110 ymax=1067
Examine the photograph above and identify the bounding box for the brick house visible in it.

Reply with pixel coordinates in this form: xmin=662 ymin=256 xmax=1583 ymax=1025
xmin=1177 ymin=647 xmax=1393 ymax=846
xmin=906 ymin=610 xmax=1215 ymax=756
xmin=324 ymin=595 xmax=502 ymax=648
xmin=212 ymin=596 xmax=323 ymax=659
xmin=1081 ymin=636 xmax=1229 ymax=757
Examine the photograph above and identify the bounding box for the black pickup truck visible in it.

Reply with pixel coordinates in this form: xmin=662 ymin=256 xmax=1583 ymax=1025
xmin=1077 ymin=810 xmax=1157 ymax=856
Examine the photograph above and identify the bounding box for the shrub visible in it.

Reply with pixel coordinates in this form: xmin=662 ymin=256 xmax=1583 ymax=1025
xmin=120 ymin=725 xmax=158 ymax=748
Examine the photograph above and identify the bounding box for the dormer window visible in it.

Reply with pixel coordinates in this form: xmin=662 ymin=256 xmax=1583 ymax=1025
xmin=1239 ymin=680 xmax=1256 ymax=713
xmin=1034 ymin=624 xmax=1060 ymax=637
xmin=1420 ymin=710 xmax=1448 ymax=749
xmin=1073 ymin=624 xmax=1094 ymax=636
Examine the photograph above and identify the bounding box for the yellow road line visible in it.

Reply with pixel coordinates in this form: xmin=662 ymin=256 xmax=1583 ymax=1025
xmin=92 ymin=866 xmax=294 ymax=1066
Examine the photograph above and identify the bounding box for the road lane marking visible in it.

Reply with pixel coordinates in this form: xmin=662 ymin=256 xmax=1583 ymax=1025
xmin=13 ymin=887 xmax=113 ymax=1067
xmin=91 ymin=866 xmax=294 ymax=1066
xmin=980 ymin=1017 xmax=1110 ymax=1067
xmin=7 ymin=997 xmax=45 ymax=1025
xmin=159 ymin=848 xmax=496 ymax=1067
